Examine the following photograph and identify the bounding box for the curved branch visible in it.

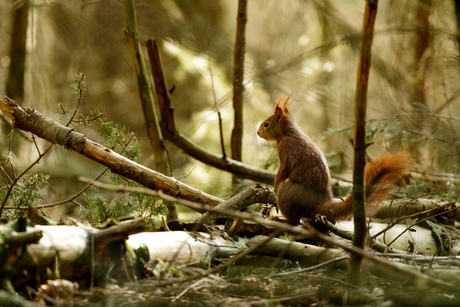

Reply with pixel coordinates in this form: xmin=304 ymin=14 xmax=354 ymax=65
xmin=162 ymin=128 xmax=275 ymax=184
xmin=146 ymin=40 xmax=275 ymax=185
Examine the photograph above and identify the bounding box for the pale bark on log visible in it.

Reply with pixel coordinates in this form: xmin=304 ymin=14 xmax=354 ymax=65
xmin=13 ymin=219 xmax=146 ymax=282
xmin=336 ymin=221 xmax=439 ymax=255
xmin=127 ymin=231 xmax=240 ymax=266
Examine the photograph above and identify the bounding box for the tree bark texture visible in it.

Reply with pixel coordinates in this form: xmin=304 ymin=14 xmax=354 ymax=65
xmin=348 ymin=0 xmax=378 ymax=284
xmin=146 ymin=39 xmax=176 ymax=136
xmin=6 ymin=0 xmax=29 ymax=101
xmin=230 ymin=0 xmax=248 ymax=176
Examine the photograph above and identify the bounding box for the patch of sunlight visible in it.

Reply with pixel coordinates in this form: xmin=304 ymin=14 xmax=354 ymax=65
xmin=162 ymin=40 xmax=231 ymax=104
xmin=323 ymin=61 xmax=335 ymax=72
xmin=192 ymin=110 xmax=219 ymax=142
xmin=111 ymin=79 xmax=128 ymax=97
xmin=297 ymin=35 xmax=310 ymax=46
xmin=303 ymin=57 xmax=322 ymax=72
xmin=301 ymin=66 xmax=313 ymax=76
xmin=1 ymin=56 xmax=10 ymax=67
xmin=179 ymin=163 xmax=233 ymax=199
xmin=158 ymin=0 xmax=184 ymax=24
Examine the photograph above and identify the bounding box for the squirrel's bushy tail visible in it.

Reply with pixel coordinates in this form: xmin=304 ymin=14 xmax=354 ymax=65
xmin=320 ymin=152 xmax=412 ymax=221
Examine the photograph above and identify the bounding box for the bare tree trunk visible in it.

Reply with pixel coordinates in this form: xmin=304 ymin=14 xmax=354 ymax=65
xmin=348 ymin=0 xmax=378 ymax=285
xmin=231 ymin=0 xmax=248 ymax=187
xmin=6 ymin=0 xmax=29 ymax=102
xmin=3 ymin=0 xmax=29 ymax=155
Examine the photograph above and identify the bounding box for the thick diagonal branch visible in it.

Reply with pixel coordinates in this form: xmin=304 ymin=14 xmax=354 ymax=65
xmin=0 ymin=97 xmax=222 ymax=215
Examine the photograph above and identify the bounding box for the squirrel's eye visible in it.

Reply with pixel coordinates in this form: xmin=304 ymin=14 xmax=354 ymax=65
xmin=264 ymin=122 xmax=269 ymax=128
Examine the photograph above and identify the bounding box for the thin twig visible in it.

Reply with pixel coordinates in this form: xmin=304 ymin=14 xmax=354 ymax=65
xmin=267 ymin=255 xmax=350 ymax=278
xmin=376 ymin=253 xmax=460 ymax=263
xmin=0 ymin=79 xmax=86 ymax=216
xmin=172 ymin=278 xmax=207 ymax=302
xmin=385 ymin=208 xmax=457 ymax=247
xmin=207 ymin=1 xmax=226 ymax=160
xmin=370 ymin=202 xmax=456 ymax=241
xmin=0 ymin=144 xmax=52 ymax=215
xmin=207 ymin=229 xmax=283 ymax=276
xmin=8 ymin=129 xmax=16 ymax=179
xmin=2 ymin=131 xmax=136 ymax=211
xmin=31 ymin=135 xmax=41 ymax=156
xmin=0 ymin=167 xmax=13 ymax=185
xmin=68 ymin=73 xmax=85 ymax=125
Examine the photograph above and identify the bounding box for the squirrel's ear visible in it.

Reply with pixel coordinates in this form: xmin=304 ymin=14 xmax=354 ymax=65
xmin=274 ymin=105 xmax=283 ymax=118
xmin=274 ymin=94 xmax=292 ymax=117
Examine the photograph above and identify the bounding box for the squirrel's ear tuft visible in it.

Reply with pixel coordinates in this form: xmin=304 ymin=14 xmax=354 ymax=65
xmin=274 ymin=94 xmax=293 ymax=117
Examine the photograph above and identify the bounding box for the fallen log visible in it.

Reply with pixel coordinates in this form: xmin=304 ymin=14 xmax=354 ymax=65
xmin=0 ymin=220 xmax=42 ymax=294
xmin=11 ymin=219 xmax=146 ymax=287
xmin=3 ymin=220 xmax=459 ymax=291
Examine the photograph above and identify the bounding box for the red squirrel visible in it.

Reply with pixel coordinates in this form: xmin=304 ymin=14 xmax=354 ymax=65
xmin=257 ymin=95 xmax=412 ymax=225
